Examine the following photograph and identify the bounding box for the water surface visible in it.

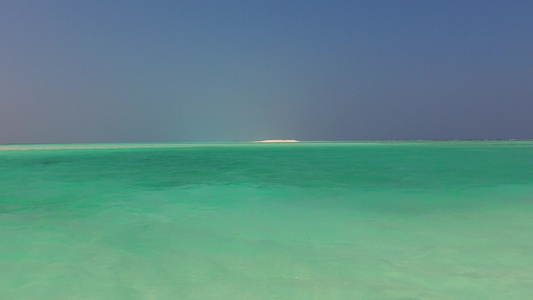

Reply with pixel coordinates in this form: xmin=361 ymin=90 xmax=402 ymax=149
xmin=1 ymin=141 xmax=532 ymax=299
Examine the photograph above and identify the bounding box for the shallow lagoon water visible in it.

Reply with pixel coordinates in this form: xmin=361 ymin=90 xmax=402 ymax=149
xmin=1 ymin=141 xmax=532 ymax=299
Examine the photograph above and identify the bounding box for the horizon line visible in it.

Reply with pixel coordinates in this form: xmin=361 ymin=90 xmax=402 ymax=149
xmin=1 ymin=139 xmax=532 ymax=151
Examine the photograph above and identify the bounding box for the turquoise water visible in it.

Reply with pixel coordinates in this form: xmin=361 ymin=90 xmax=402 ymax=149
xmin=1 ymin=141 xmax=532 ymax=299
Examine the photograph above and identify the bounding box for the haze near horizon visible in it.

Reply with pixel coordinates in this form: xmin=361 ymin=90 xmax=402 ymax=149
xmin=1 ymin=1 xmax=532 ymax=144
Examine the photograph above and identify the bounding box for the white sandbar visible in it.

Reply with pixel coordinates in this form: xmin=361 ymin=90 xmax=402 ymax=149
xmin=254 ymin=140 xmax=300 ymax=143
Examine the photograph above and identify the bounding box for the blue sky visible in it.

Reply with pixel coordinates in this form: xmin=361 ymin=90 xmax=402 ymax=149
xmin=1 ymin=0 xmax=532 ymax=143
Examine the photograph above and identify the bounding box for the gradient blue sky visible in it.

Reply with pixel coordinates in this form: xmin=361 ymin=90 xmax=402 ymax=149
xmin=1 ymin=0 xmax=532 ymax=143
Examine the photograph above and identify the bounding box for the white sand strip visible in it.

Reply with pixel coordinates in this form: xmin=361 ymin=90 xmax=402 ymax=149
xmin=254 ymin=140 xmax=300 ymax=143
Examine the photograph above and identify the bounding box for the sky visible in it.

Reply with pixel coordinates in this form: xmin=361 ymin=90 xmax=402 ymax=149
xmin=1 ymin=0 xmax=532 ymax=143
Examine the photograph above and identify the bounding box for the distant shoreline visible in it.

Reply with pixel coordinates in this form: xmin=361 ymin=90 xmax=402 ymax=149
xmin=1 ymin=139 xmax=532 ymax=151
xmin=254 ymin=140 xmax=300 ymax=143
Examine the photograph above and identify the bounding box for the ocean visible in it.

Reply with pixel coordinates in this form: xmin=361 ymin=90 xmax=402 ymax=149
xmin=1 ymin=141 xmax=532 ymax=299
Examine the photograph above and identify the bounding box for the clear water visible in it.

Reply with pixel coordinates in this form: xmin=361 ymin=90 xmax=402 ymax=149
xmin=1 ymin=141 xmax=532 ymax=299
